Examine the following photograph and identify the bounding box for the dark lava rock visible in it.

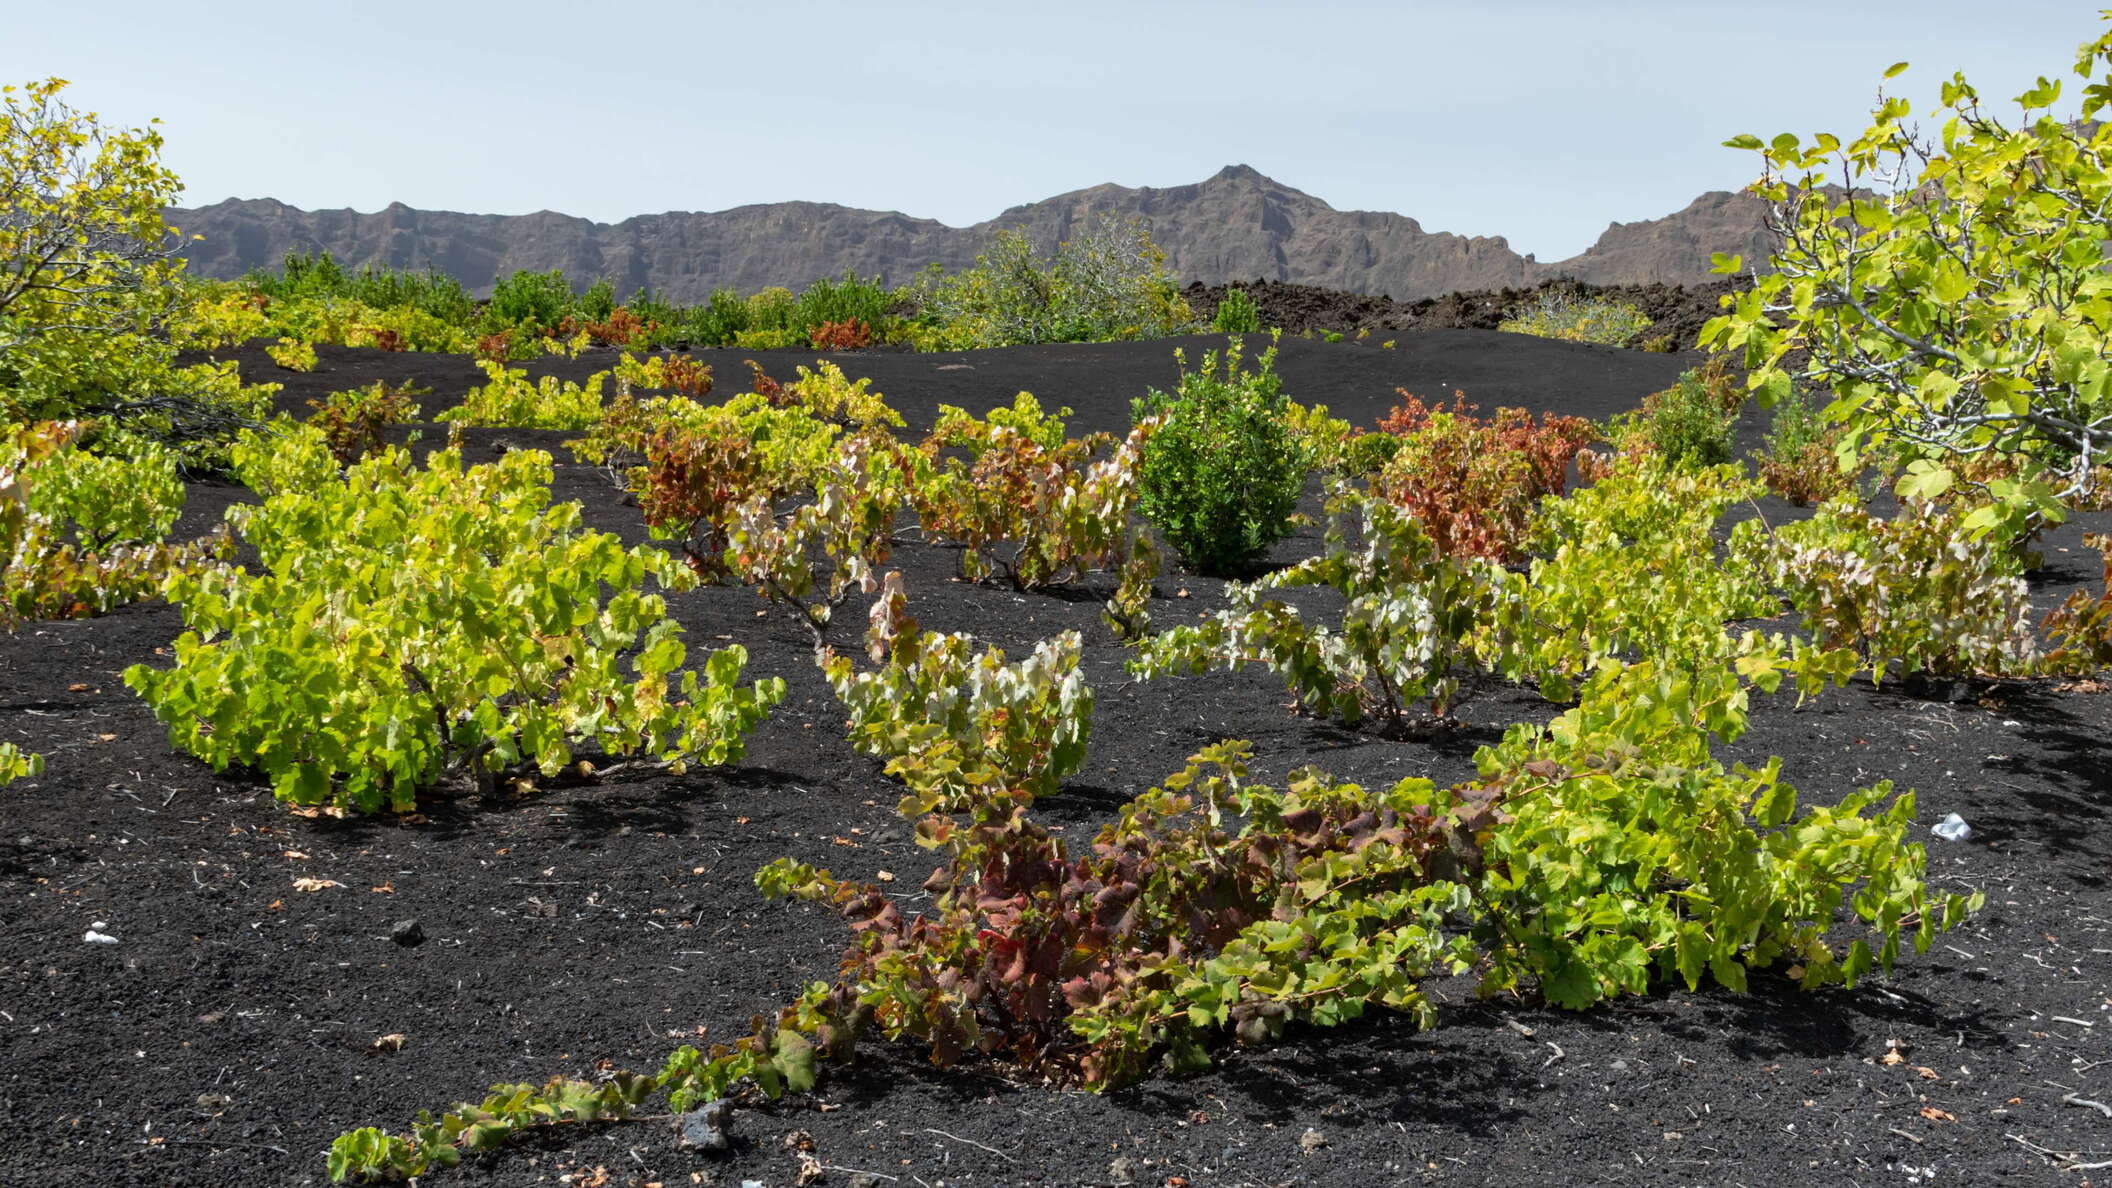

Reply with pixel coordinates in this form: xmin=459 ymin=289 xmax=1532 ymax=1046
xmin=676 ymin=1098 xmax=732 ymax=1151
xmin=388 ymin=919 xmax=425 ymax=948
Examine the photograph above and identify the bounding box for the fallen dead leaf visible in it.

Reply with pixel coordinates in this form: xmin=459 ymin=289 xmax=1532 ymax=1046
xmin=371 ymin=1033 xmax=406 ymax=1052
xmin=371 ymin=882 xmax=394 ymax=894
xmin=97 ymin=734 xmax=117 ymax=742
xmin=265 ymin=899 xmax=283 ymax=910
xmin=877 ymin=870 xmax=896 ymax=882
xmin=282 ymin=850 xmax=309 ymax=860
xmin=1914 ymin=1066 xmax=1939 ymax=1080
xmin=67 ymin=683 xmax=89 ymax=692
xmin=292 ymin=877 xmax=343 ymax=892
xmin=1918 ymin=1106 xmax=1956 ymax=1123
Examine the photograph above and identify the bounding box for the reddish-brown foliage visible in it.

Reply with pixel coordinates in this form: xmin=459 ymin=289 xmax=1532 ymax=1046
xmin=1372 ymin=390 xmax=1595 ymax=562
xmin=663 ymin=354 xmax=713 ymax=399
xmin=808 ymin=319 xmax=873 ymax=352
xmin=561 ymin=307 xmax=658 ymax=350
xmin=746 ymin=360 xmax=792 ymax=407
xmin=474 ymin=330 xmax=515 ymax=363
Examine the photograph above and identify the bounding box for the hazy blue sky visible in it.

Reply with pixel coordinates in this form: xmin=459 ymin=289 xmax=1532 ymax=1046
xmin=6 ymin=1 xmax=2103 ymax=261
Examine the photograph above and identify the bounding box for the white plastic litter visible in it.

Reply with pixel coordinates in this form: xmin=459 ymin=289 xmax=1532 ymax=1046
xmin=1932 ymin=813 xmax=1973 ymax=842
xmin=82 ymin=929 xmax=118 ymax=944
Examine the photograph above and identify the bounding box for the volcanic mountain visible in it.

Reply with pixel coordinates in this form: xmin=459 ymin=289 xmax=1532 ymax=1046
xmin=170 ymin=165 xmax=1774 ymax=303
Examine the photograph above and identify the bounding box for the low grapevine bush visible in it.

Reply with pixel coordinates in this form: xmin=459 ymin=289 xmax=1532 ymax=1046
xmin=1132 ymin=489 xmax=1513 ymax=729
xmin=15 ymin=429 xmax=183 ymax=548
xmin=778 ymin=360 xmax=902 ymax=428
xmin=307 ymin=382 xmax=421 ymax=465
xmin=1 ymin=421 xmax=229 ymax=622
xmin=439 ymin=361 xmax=610 ymax=430
xmin=1505 ymin=454 xmax=1778 ymax=697
xmin=0 ymin=742 xmax=40 ymax=785
xmin=907 ymin=393 xmax=1157 ymax=590
xmin=718 ymin=433 xmax=909 ymax=643
xmin=1280 ymin=400 xmax=1370 ymax=477
xmin=623 ymin=398 xmax=891 ymax=620
xmin=1468 ymin=658 xmax=1979 ymax=1005
xmin=125 ymin=426 xmax=784 ymax=812
xmin=266 ymin=337 xmax=318 ymax=372
xmin=1372 ymin=390 xmax=1595 ymax=561
xmin=1756 ymin=383 xmax=1855 ymax=506
xmin=2042 ymin=533 xmax=2112 ymax=675
xmin=175 ymin=287 xmax=475 ymax=356
xmin=1742 ymin=496 xmax=2040 ymax=681
xmin=331 ymin=647 xmax=1974 ymax=1179
xmin=560 ymin=306 xmax=655 ymax=350
xmin=822 ymin=576 xmax=1092 ymax=800
xmin=808 ymin=318 xmax=872 ymax=351
xmin=1132 ymin=337 xmax=1308 ymax=576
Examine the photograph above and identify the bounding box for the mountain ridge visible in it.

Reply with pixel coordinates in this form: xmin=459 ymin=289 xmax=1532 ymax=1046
xmin=169 ymin=166 xmax=1776 ymax=303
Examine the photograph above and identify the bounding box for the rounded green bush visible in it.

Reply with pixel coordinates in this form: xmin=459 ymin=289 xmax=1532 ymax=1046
xmin=1132 ymin=337 xmax=1308 ymax=576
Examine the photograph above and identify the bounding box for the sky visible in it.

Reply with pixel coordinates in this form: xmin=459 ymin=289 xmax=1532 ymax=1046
xmin=5 ymin=0 xmax=2105 ymax=262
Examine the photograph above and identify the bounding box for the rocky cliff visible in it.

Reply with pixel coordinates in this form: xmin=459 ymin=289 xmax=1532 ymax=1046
xmin=169 ymin=165 xmax=1773 ymax=302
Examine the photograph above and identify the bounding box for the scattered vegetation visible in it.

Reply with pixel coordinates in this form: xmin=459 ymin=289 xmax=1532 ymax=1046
xmin=908 ymin=214 xmax=1196 ymax=349
xmin=1498 ymin=291 xmax=1654 ymax=347
xmin=11 ymin=47 xmax=2112 ymax=1187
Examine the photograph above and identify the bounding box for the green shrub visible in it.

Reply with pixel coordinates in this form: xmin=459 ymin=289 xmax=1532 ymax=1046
xmin=917 ymin=214 xmax=1194 ymax=348
xmin=577 ymin=278 xmax=617 ymax=323
xmin=486 ymin=269 xmax=575 ymax=333
xmin=1756 ymin=383 xmax=1854 ymax=505
xmin=244 ymin=251 xmax=477 ymax=325
xmin=1131 ymin=336 xmax=1308 ymax=575
xmin=792 ymin=271 xmax=894 ymax=338
xmin=1499 ymin=291 xmax=1654 ymax=347
xmin=681 ymin=287 xmax=750 ymax=345
xmin=1212 ymin=287 xmax=1260 ymax=334
xmin=1607 ymin=361 xmax=1741 ymax=469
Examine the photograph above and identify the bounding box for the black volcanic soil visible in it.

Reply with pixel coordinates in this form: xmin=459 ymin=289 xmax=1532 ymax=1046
xmin=3 ymin=331 xmax=2108 ymax=1188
